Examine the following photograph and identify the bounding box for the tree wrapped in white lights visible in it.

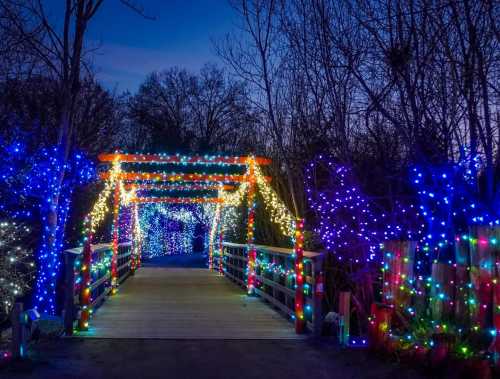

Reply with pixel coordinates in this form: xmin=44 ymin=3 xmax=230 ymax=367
xmin=0 ymin=220 xmax=35 ymax=322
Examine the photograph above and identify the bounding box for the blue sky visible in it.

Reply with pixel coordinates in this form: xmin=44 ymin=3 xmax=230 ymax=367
xmin=52 ymin=1 xmax=238 ymax=92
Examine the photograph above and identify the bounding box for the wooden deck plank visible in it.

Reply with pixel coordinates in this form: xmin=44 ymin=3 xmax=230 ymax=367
xmin=79 ymin=268 xmax=301 ymax=339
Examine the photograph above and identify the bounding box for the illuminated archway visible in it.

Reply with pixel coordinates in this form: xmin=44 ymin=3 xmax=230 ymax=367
xmin=79 ymin=153 xmax=305 ymax=333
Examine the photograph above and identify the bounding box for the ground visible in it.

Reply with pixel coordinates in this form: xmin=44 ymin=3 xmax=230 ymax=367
xmin=4 ymin=339 xmax=426 ymax=379
xmin=1 ymin=254 xmax=426 ymax=379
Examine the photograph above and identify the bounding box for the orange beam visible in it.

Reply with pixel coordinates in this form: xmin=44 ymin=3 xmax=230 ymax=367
xmin=131 ymin=197 xmax=223 ymax=204
xmin=124 ymin=183 xmax=235 ymax=191
xmin=99 ymin=172 xmax=271 ymax=183
xmin=98 ymin=153 xmax=271 ymax=165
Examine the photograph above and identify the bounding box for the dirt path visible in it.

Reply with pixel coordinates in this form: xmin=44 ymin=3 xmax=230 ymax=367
xmin=3 ymin=338 xmax=425 ymax=379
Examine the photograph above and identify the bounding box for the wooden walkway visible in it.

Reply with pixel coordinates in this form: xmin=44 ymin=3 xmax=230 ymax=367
xmin=80 ymin=267 xmax=300 ymax=339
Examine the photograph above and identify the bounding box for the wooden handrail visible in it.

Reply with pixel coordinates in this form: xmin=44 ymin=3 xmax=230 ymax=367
xmin=222 ymin=241 xmax=322 ymax=259
xmin=217 ymin=241 xmax=324 ymax=336
xmin=65 ymin=242 xmax=132 ymax=255
xmin=63 ymin=242 xmax=134 ymax=335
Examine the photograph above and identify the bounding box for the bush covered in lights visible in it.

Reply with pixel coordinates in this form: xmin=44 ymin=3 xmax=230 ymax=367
xmin=411 ymin=162 xmax=499 ymax=254
xmin=305 ymin=156 xmax=422 ymax=263
xmin=0 ymin=220 xmax=35 ymax=323
xmin=305 ymin=154 xmax=500 ymax=360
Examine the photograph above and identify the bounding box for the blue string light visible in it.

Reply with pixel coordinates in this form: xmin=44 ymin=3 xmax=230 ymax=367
xmin=0 ymin=138 xmax=94 ymax=314
xmin=139 ymin=203 xmax=209 ymax=258
xmin=305 ymin=156 xmax=423 ymax=263
xmin=410 ymin=162 xmax=499 ymax=271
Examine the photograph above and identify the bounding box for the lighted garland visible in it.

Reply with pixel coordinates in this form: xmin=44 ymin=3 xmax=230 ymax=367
xmin=219 ymin=182 xmax=248 ymax=207
xmin=294 ymin=218 xmax=305 ymax=331
xmin=131 ymin=204 xmax=142 ymax=270
xmin=253 ymin=162 xmax=295 ymax=237
xmin=216 ymin=184 xmax=246 ymax=250
xmin=220 ymin=205 xmax=240 ymax=237
xmin=255 ymin=253 xmax=312 ymax=297
xmin=83 ymin=161 xmax=122 ymax=237
xmin=118 ymin=205 xmax=133 ymax=243
xmin=119 ymin=180 xmax=136 ymax=206
xmin=208 ymin=204 xmax=222 ymax=269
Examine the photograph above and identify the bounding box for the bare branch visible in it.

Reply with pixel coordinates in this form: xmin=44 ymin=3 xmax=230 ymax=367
xmin=119 ymin=0 xmax=156 ymax=20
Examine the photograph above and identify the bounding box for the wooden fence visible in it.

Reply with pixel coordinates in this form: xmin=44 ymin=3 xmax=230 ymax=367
xmin=214 ymin=242 xmax=324 ymax=335
xmin=63 ymin=242 xmax=133 ymax=335
xmin=372 ymin=226 xmax=500 ymax=359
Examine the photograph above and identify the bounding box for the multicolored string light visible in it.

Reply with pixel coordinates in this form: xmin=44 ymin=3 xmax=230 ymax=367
xmin=253 ymin=163 xmax=295 ymax=237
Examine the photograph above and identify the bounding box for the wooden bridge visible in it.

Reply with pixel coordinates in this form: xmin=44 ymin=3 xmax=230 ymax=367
xmin=60 ymin=153 xmax=324 ymax=340
xmin=63 ymin=243 xmax=323 ymax=339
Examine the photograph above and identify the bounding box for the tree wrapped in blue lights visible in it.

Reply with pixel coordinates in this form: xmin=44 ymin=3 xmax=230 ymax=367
xmin=0 ymin=138 xmax=94 ymax=314
xmin=410 ymin=162 xmax=499 ymax=266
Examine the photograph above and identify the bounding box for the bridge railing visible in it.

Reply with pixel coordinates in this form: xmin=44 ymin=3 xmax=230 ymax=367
xmin=215 ymin=242 xmax=324 ymax=336
xmin=62 ymin=242 xmax=133 ymax=335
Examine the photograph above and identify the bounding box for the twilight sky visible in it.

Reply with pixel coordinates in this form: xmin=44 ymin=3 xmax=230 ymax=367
xmin=54 ymin=1 xmax=238 ymax=92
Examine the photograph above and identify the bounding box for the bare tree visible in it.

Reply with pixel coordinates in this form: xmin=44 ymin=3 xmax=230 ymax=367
xmin=217 ymin=0 xmax=301 ymax=217
xmin=0 ymin=0 xmax=154 ymax=313
xmin=129 ymin=64 xmax=258 ymax=154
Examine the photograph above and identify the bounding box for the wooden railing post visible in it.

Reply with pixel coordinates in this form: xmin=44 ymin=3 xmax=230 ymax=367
xmin=294 ymin=218 xmax=306 ymax=334
xmin=222 ymin=241 xmax=323 ymax=334
xmin=63 ymin=250 xmax=77 ymax=335
xmin=208 ymin=204 xmax=221 ymax=270
xmin=339 ymin=291 xmax=351 ymax=345
xmin=246 ymin=158 xmax=257 ymax=294
xmin=218 ymin=229 xmax=224 ymax=275
xmin=111 ymin=180 xmax=121 ymax=292
xmin=79 ymin=239 xmax=92 ymax=331
xmin=130 ymin=204 xmax=137 ymax=274
xmin=312 ymin=255 xmax=325 ymax=337
xmin=133 ymin=203 xmax=142 ymax=271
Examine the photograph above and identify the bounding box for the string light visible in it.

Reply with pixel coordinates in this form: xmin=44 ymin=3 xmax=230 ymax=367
xmin=411 ymin=163 xmax=499 ymax=260
xmin=305 ymin=156 xmax=422 ymax=263
xmin=130 ymin=204 xmax=142 ymax=271
xmin=246 ymin=157 xmax=257 ymax=294
xmin=139 ymin=204 xmax=203 ymax=258
xmin=0 ymin=221 xmax=35 ymax=322
xmin=208 ymin=204 xmax=221 ymax=270
xmin=0 ymin=143 xmax=95 ymax=315
xmin=219 ymin=182 xmax=248 ymax=207
xmin=370 ymin=161 xmax=500 ymax=360
xmin=253 ymin=162 xmax=295 ymax=237
xmin=294 ymin=218 xmax=305 ymax=333
xmin=111 ymin=174 xmax=121 ymax=290
xmin=75 ymin=152 xmax=287 ymax=331
xmin=86 ymin=161 xmax=122 ymax=236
